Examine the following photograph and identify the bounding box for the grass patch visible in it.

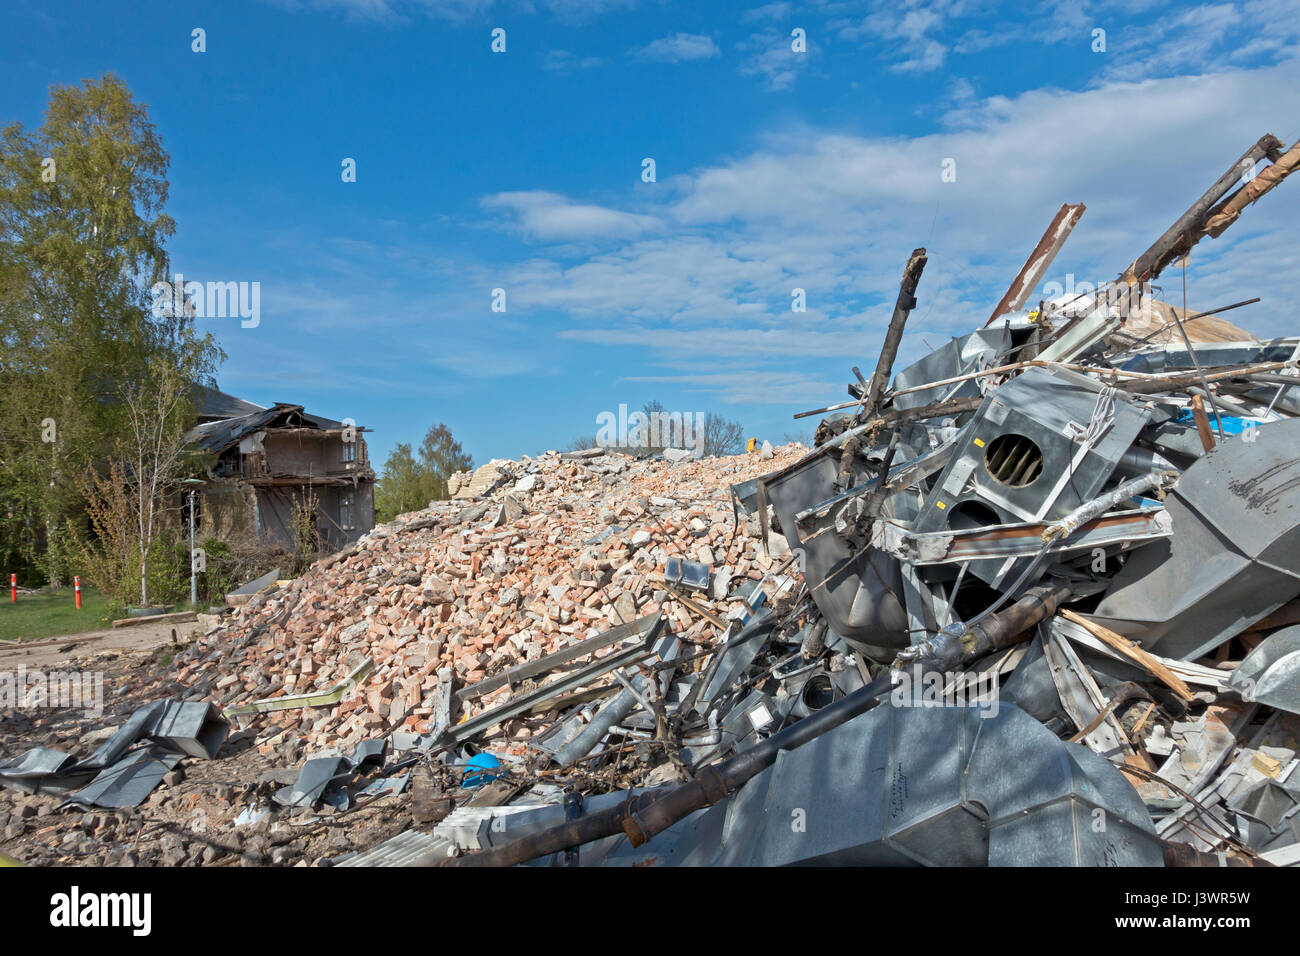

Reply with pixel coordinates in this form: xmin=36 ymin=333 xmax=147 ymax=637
xmin=0 ymin=586 xmax=113 ymax=642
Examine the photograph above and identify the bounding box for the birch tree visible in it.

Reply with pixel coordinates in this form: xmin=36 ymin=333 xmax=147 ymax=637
xmin=120 ymin=365 xmax=195 ymax=606
xmin=0 ymin=72 xmax=220 ymax=587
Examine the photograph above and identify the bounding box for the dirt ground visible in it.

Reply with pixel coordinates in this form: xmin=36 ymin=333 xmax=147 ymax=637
xmin=0 ymin=618 xmax=189 ymax=671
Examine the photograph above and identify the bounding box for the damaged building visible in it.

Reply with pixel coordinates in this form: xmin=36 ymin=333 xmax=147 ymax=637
xmin=187 ymin=388 xmax=376 ymax=550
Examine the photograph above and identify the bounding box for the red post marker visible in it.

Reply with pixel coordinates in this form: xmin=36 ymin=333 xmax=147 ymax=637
xmin=9 ymin=573 xmax=15 ymax=604
xmin=74 ymin=576 xmax=82 ymax=610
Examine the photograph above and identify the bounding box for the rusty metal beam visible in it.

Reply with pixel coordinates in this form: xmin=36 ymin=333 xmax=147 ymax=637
xmin=985 ymin=203 xmax=1085 ymax=326
xmin=1204 ymin=139 xmax=1300 ymax=238
xmin=861 ymin=248 xmax=928 ymax=417
xmin=1122 ymin=134 xmax=1284 ymax=284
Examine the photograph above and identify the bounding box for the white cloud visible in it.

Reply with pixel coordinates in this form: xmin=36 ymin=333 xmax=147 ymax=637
xmin=834 ymin=0 xmax=971 ymax=72
xmin=482 ymin=60 xmax=1300 ymax=404
xmin=631 ymin=33 xmax=721 ymax=62
xmin=742 ymin=2 xmax=793 ymax=22
xmin=481 ymin=191 xmax=665 ymax=240
xmin=737 ymin=27 xmax=815 ymax=90
xmin=832 ymin=0 xmax=1300 ymax=79
xmin=1089 ymin=5 xmax=1300 ymax=81
xmin=265 ymin=0 xmax=635 ymax=22
xmin=541 ymin=49 xmax=603 ymax=71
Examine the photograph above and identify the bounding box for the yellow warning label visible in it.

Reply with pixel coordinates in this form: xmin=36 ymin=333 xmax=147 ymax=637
xmin=936 ymin=500 xmax=946 ymax=510
xmin=973 ymin=437 xmax=986 ymax=447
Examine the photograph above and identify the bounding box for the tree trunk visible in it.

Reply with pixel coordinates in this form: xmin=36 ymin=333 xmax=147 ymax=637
xmin=44 ymin=511 xmax=65 ymax=589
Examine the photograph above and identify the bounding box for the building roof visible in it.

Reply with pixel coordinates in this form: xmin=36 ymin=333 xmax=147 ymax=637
xmin=192 ymin=385 xmax=266 ymax=422
xmin=187 ymin=404 xmax=307 ymax=455
xmin=186 ymin=402 xmax=368 ymax=456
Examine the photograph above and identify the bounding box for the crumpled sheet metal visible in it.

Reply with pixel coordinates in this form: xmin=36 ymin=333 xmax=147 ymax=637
xmin=694 ymin=611 xmax=775 ymax=714
xmin=275 ymin=756 xmax=348 ymax=809
xmin=762 ymin=451 xmax=909 ymax=654
xmin=590 ymin=703 xmax=1162 ymax=867
xmin=0 ymin=748 xmax=88 ymax=795
xmin=970 ymin=708 xmax=1163 ymax=867
xmin=1228 ymin=776 xmax=1300 ymax=854
xmin=1229 ymin=624 xmax=1300 ymax=716
xmin=890 ymin=327 xmax=1012 ymax=411
xmin=146 ymin=700 xmax=230 ymax=760
xmin=61 ymin=750 xmax=183 ymax=810
xmin=1092 ymin=418 xmax=1300 ymax=660
xmin=273 ymin=737 xmax=389 ymax=809
xmin=0 ymin=698 xmax=229 ymax=805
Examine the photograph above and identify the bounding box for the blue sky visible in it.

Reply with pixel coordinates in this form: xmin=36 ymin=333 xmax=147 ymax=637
xmin=4 ymin=0 xmax=1299 ymax=468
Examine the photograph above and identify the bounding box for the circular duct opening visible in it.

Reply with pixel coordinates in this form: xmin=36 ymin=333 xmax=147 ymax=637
xmin=983 ymin=433 xmax=1044 ymax=486
xmin=946 ymin=499 xmax=1002 ymax=532
xmin=949 ymin=580 xmax=1004 ymax=621
xmin=801 ymin=675 xmax=837 ymax=711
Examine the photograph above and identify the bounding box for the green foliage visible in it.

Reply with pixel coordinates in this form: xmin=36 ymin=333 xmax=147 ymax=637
xmin=0 ymin=72 xmax=223 ymax=586
xmin=288 ymin=486 xmax=322 ymax=574
xmin=146 ymin=529 xmax=188 ymax=607
xmin=197 ymin=536 xmax=237 ymax=602
xmin=375 ymin=423 xmax=472 ymax=521
xmin=64 ymin=458 xmax=140 ymax=612
xmin=375 ymin=442 xmax=423 ymax=521
xmin=419 ymin=422 xmax=473 ymax=502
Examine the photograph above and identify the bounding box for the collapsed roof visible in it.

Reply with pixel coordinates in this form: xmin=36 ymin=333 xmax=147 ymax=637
xmin=186 ymin=403 xmax=357 ymax=458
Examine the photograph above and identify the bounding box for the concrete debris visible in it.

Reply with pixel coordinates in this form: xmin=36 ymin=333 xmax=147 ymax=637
xmin=4 ymin=135 xmax=1300 ymax=868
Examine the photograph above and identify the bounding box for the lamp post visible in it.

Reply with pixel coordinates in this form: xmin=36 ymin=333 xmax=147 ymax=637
xmin=181 ymin=479 xmax=205 ymax=607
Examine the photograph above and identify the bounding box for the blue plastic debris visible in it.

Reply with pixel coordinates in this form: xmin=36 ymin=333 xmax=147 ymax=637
xmin=1172 ymin=410 xmax=1254 ymax=434
xmin=462 ymin=752 xmax=502 ymax=789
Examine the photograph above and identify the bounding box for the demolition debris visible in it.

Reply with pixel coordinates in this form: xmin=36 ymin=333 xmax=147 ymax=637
xmin=3 ymin=133 xmax=1300 ymax=868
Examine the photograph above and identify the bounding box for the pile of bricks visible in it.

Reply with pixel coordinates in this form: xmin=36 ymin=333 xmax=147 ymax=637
xmin=157 ymin=446 xmax=805 ymax=755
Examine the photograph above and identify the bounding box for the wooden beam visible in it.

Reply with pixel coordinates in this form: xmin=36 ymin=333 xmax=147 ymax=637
xmin=1191 ymin=394 xmax=1217 ymax=451
xmin=1060 ymin=609 xmax=1195 ymax=702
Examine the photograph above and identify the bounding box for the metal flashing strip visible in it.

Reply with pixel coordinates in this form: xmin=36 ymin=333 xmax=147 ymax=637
xmin=876 ymin=508 xmax=1171 ymax=566
xmin=432 ymin=614 xmax=667 ymax=750
xmin=454 ymin=615 xmax=656 ymax=705
xmin=224 ymin=658 xmax=375 ymax=716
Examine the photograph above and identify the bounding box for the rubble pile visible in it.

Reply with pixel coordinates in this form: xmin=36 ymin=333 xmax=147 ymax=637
xmin=154 ymin=447 xmax=803 ymax=753
xmin=406 ymin=133 xmax=1300 ymax=868
xmin=5 ymin=132 xmax=1300 ymax=868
